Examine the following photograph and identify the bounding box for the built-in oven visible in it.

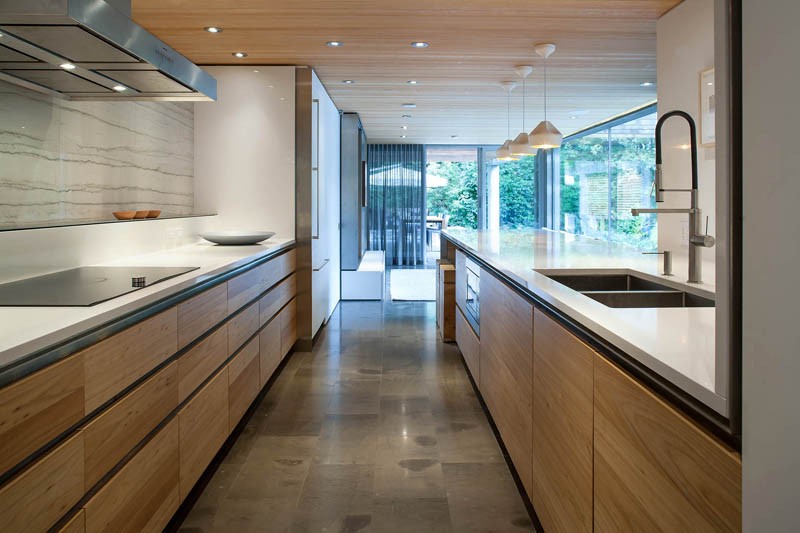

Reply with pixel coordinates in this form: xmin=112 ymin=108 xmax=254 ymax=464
xmin=464 ymin=257 xmax=480 ymax=334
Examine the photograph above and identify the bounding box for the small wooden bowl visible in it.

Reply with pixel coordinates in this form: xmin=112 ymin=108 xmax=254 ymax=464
xmin=113 ymin=211 xmax=136 ymax=220
xmin=146 ymin=210 xmax=161 ymax=219
xmin=134 ymin=210 xmax=149 ymax=219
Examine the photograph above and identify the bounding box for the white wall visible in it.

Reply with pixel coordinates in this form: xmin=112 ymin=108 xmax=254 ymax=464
xmin=194 ymin=67 xmax=296 ymax=239
xmin=657 ymin=0 xmax=716 ymax=266
xmin=311 ymin=71 xmax=341 ymax=334
xmin=742 ymin=1 xmax=800 ymax=530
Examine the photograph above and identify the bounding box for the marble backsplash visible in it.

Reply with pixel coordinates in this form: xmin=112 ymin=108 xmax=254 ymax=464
xmin=0 ymin=80 xmax=194 ymax=226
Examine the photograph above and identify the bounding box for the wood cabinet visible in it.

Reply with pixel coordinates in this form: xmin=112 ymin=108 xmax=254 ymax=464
xmin=0 ymin=353 xmax=84 ymax=476
xmin=259 ymin=317 xmax=282 ymax=387
xmin=83 ymin=362 xmax=178 ymax=489
xmin=59 ymin=509 xmax=85 ymax=533
xmin=83 ymin=308 xmax=177 ymax=413
xmin=436 ymin=262 xmax=455 ymax=341
xmin=280 ymin=298 xmax=298 ymax=357
xmin=532 ymin=308 xmax=593 ymax=533
xmin=594 ymin=355 xmax=742 ymax=532
xmin=228 ymin=301 xmax=259 ymax=353
xmin=178 ymin=368 xmax=229 ymax=501
xmin=455 ymin=306 xmax=479 ymax=384
xmin=228 ymin=337 xmax=260 ymax=432
xmin=478 ymin=270 xmax=533 ymax=496
xmin=84 ymin=418 xmax=179 ymax=533
xmin=259 ymin=272 xmax=297 ymax=326
xmin=228 ymin=250 xmax=296 ymax=313
xmin=177 ymin=283 xmax=228 ymax=350
xmin=177 ymin=325 xmax=228 ymax=403
xmin=0 ymin=432 xmax=84 ymax=533
xmin=0 ymin=247 xmax=298 ymax=531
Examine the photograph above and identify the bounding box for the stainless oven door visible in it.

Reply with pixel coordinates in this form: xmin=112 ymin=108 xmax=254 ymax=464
xmin=465 ymin=259 xmax=480 ymax=333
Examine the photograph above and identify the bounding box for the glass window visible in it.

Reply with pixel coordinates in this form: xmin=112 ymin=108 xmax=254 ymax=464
xmin=558 ymin=109 xmax=657 ymax=250
xmin=483 ymin=150 xmax=538 ymax=230
xmin=425 ymin=147 xmax=478 ymax=229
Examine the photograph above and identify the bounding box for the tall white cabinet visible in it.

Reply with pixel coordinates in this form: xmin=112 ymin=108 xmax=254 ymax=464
xmin=311 ymin=72 xmax=341 ymax=335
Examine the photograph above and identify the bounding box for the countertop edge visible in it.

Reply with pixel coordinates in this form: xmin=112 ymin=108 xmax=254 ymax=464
xmin=0 ymin=240 xmax=296 ymax=387
xmin=440 ymin=230 xmax=735 ymax=445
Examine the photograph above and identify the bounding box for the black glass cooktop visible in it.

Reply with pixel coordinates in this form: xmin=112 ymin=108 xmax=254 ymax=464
xmin=0 ymin=266 xmax=199 ymax=307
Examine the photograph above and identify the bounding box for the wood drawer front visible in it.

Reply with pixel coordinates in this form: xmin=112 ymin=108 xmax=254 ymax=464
xmin=259 ymin=318 xmax=281 ymax=388
xmin=229 ymin=301 xmax=259 ymax=354
xmin=594 ymin=355 xmax=742 ymax=532
xmin=177 ymin=283 xmax=228 ymax=350
xmin=84 ymin=418 xmax=179 ymax=533
xmin=479 ymin=271 xmax=533 ymax=497
xmin=532 ymin=308 xmax=593 ymax=533
xmin=259 ymin=272 xmax=297 ymax=326
xmin=228 ymin=337 xmax=260 ymax=432
xmin=0 ymin=432 xmax=84 ymax=533
xmin=280 ymin=298 xmax=298 ymax=357
xmin=83 ymin=362 xmax=178 ymax=490
xmin=59 ymin=509 xmax=85 ymax=533
xmin=177 ymin=325 xmax=228 ymax=403
xmin=84 ymin=308 xmax=178 ymax=413
xmin=178 ymin=368 xmax=229 ymax=501
xmin=228 ymin=250 xmax=296 ymax=314
xmin=455 ymin=306 xmax=479 ymax=384
xmin=0 ymin=353 xmax=84 ymax=476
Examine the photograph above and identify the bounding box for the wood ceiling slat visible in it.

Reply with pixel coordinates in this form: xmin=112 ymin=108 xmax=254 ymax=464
xmin=132 ymin=0 xmax=678 ymax=143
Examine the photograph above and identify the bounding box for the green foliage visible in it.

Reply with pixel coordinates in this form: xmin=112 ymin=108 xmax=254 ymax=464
xmin=498 ymin=157 xmax=537 ymax=228
xmin=426 ymin=161 xmax=478 ymax=228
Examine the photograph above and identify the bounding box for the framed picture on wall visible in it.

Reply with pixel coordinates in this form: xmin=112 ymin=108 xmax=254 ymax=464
xmin=699 ymin=67 xmax=716 ymax=147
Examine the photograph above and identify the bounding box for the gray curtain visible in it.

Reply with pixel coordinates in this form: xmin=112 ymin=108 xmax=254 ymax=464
xmin=367 ymin=144 xmax=426 ymax=266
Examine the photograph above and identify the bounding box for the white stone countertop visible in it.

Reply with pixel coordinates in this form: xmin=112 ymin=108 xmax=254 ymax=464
xmin=441 ymin=228 xmax=725 ymax=415
xmin=0 ymin=238 xmax=294 ymax=372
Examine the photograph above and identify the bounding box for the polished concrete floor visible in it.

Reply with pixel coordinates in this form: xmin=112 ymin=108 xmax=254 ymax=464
xmin=177 ymin=300 xmax=535 ymax=532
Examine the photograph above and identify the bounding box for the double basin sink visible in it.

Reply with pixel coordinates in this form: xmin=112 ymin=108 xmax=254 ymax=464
xmin=538 ymin=271 xmax=715 ymax=309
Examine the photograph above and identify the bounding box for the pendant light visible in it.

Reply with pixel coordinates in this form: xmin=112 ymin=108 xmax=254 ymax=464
xmin=510 ymin=66 xmax=536 ymax=157
xmin=496 ymin=81 xmax=519 ymax=161
xmin=530 ymin=43 xmax=563 ymax=149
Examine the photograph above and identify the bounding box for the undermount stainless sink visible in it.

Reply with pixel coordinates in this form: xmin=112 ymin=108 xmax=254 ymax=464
xmin=538 ymin=271 xmax=715 ymax=309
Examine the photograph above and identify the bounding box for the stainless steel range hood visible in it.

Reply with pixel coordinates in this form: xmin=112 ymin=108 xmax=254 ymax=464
xmin=0 ymin=0 xmax=216 ymax=100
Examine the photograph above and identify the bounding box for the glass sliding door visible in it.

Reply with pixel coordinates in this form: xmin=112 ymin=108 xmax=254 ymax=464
xmin=482 ymin=149 xmax=539 ymax=230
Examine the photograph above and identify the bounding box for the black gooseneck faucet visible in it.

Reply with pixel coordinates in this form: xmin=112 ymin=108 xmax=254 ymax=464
xmin=631 ymin=110 xmax=714 ymax=284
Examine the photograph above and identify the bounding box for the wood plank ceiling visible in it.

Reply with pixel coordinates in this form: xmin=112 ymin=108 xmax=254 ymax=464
xmin=132 ymin=0 xmax=681 ymax=144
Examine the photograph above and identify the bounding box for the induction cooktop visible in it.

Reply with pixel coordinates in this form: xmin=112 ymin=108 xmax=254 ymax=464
xmin=0 ymin=266 xmax=200 ymax=307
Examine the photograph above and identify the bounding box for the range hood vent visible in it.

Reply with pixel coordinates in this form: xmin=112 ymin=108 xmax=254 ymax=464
xmin=0 ymin=0 xmax=216 ymax=101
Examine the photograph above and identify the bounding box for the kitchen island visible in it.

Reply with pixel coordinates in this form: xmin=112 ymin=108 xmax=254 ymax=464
xmin=440 ymin=228 xmax=741 ymax=532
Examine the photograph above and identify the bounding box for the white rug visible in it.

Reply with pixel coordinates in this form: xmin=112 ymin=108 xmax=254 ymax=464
xmin=390 ymin=269 xmax=437 ymax=301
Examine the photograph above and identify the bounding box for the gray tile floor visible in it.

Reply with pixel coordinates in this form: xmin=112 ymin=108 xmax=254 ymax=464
xmin=177 ymin=300 xmax=535 ymax=532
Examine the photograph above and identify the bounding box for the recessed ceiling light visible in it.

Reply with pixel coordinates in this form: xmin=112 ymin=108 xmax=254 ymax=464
xmin=60 ymin=62 xmax=76 ymax=70
xmin=326 ymin=41 xmax=344 ymax=47
xmin=400 ymin=135 xmax=407 ymax=138
xmin=569 ymin=116 xmax=578 ymax=119
xmin=253 ymin=69 xmax=260 ymax=73
xmin=411 ymin=42 xmax=429 ymax=48
xmin=407 ymin=80 xmax=418 ymax=85
xmin=342 ymin=79 xmax=355 ymax=84
xmin=640 ymin=81 xmax=655 ymax=87
xmin=112 ymin=85 xmax=127 ymax=92
xmin=401 ymin=126 xmax=408 ymax=130
xmin=401 ymin=114 xmax=412 ymax=118
xmin=232 ymin=52 xmax=248 ymax=58
xmin=204 ymin=26 xmax=222 ymax=33
xmin=401 ymin=103 xmax=416 ymax=108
